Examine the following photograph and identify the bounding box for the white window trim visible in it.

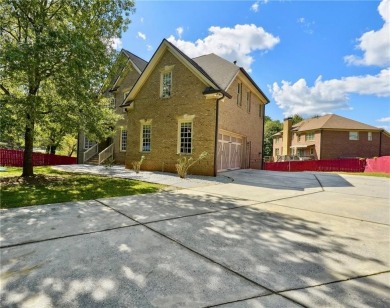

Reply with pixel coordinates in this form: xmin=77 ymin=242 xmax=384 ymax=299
xmin=177 ymin=114 xmax=195 ymax=154
xmin=349 ymin=131 xmax=359 ymax=141
xmin=368 ymin=132 xmax=372 ymax=141
xmin=237 ymin=82 xmax=242 ymax=106
xmin=246 ymin=91 xmax=251 ymax=113
xmin=110 ymin=97 xmax=116 ymax=109
xmin=139 ymin=119 xmax=152 ymax=152
xmin=160 ymin=65 xmax=174 ymax=99
xmin=120 ymin=129 xmax=127 ymax=152
xmin=305 ymin=132 xmax=315 ymax=141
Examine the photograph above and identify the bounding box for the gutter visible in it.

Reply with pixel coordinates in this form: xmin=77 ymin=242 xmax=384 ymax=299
xmin=214 ymin=93 xmax=225 ymax=177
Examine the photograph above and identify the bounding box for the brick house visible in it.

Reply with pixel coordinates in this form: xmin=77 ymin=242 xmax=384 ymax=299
xmin=77 ymin=49 xmax=148 ymax=164
xmin=121 ymin=39 xmax=269 ymax=176
xmin=272 ymin=114 xmax=390 ymax=161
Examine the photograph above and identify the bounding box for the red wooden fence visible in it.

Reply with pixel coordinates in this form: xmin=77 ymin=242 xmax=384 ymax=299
xmin=264 ymin=158 xmax=366 ymax=172
xmin=0 ymin=149 xmax=76 ymax=167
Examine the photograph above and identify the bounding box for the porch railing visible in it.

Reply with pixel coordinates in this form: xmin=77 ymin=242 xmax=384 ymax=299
xmin=98 ymin=144 xmax=114 ymax=164
xmin=83 ymin=144 xmax=98 ymax=163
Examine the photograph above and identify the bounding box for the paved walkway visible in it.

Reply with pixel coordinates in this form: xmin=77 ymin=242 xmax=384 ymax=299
xmin=53 ymin=164 xmax=233 ymax=188
xmin=1 ymin=168 xmax=389 ymax=307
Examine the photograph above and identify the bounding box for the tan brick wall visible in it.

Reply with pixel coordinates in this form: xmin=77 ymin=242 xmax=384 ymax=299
xmin=219 ymin=78 xmax=265 ymax=169
xmin=110 ymin=65 xmax=141 ymax=164
xmin=320 ymin=130 xmax=383 ymax=159
xmin=126 ymin=51 xmax=217 ymax=176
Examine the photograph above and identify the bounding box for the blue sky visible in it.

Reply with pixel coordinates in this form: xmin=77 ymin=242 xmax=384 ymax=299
xmin=115 ymin=0 xmax=390 ymax=130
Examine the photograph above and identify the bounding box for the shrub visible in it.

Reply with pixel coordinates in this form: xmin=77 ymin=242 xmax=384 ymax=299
xmin=176 ymin=151 xmax=208 ymax=179
xmin=132 ymin=156 xmax=145 ymax=174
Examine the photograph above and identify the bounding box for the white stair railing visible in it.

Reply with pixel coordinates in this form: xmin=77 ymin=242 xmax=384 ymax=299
xmin=98 ymin=144 xmax=114 ymax=164
xmin=83 ymin=144 xmax=98 ymax=163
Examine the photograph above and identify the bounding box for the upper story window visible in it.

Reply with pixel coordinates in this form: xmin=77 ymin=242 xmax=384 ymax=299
xmin=349 ymin=131 xmax=359 ymax=140
xmin=368 ymin=132 xmax=372 ymax=141
xmin=275 ymin=148 xmax=279 ymax=156
xmin=259 ymin=104 xmax=264 ymax=118
xmin=246 ymin=91 xmax=251 ymax=113
xmin=274 ymin=137 xmax=279 ymax=144
xmin=306 ymin=132 xmax=315 ymax=141
xmin=110 ymin=97 xmax=116 ymax=109
xmin=237 ymin=83 xmax=242 ymax=106
xmin=297 ymin=134 xmax=301 ymax=142
xmin=161 ymin=71 xmax=172 ymax=98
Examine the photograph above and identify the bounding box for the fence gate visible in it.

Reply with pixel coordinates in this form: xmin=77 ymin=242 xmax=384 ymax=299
xmin=217 ymin=131 xmax=243 ymax=172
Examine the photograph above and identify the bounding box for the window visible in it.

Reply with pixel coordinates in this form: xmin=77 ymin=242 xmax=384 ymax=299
xmin=349 ymin=131 xmax=359 ymax=140
xmin=120 ymin=129 xmax=127 ymax=152
xmin=310 ymin=148 xmax=314 ymax=155
xmin=275 ymin=137 xmax=279 ymax=144
xmin=259 ymin=104 xmax=264 ymax=118
xmin=306 ymin=132 xmax=315 ymax=141
xmin=179 ymin=122 xmax=192 ymax=154
xmin=368 ymin=132 xmax=372 ymax=141
xmin=110 ymin=97 xmax=116 ymax=109
xmin=237 ymin=83 xmax=242 ymax=106
xmin=84 ymin=137 xmax=94 ymax=149
xmin=141 ymin=124 xmax=151 ymax=152
xmin=275 ymin=148 xmax=279 ymax=156
xmin=161 ymin=71 xmax=172 ymax=98
xmin=297 ymin=134 xmax=301 ymax=142
xmin=246 ymin=92 xmax=251 ymax=113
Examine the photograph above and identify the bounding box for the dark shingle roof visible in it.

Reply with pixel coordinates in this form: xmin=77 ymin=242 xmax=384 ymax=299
xmin=122 ymin=49 xmax=148 ymax=72
xmin=192 ymin=54 xmax=239 ymax=91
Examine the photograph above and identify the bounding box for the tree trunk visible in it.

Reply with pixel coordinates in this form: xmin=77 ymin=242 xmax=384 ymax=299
xmin=22 ymin=114 xmax=35 ymax=177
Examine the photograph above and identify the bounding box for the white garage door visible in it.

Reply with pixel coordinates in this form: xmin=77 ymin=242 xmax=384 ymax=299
xmin=217 ymin=131 xmax=243 ymax=172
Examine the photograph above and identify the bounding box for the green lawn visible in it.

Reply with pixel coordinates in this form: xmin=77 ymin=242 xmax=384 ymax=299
xmin=0 ymin=166 xmax=165 ymax=209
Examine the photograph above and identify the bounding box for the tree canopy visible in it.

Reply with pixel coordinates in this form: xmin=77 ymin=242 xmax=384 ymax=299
xmin=0 ymin=0 xmax=135 ymax=176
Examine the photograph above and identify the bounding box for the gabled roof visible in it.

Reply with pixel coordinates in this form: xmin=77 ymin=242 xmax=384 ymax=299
xmin=123 ymin=39 xmax=269 ymax=105
xmin=193 ymin=54 xmax=239 ymax=91
xmin=293 ymin=114 xmax=382 ymax=132
xmin=122 ymin=49 xmax=148 ymax=73
xmin=109 ymin=50 xmax=148 ymax=92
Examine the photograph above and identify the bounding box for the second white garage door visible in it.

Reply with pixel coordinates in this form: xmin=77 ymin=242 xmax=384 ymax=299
xmin=217 ymin=131 xmax=243 ymax=172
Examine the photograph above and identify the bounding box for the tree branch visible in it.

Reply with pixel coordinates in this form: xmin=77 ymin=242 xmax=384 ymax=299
xmin=0 ymin=84 xmax=11 ymax=96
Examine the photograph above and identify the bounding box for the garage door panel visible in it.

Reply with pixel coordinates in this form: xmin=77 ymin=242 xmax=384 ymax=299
xmin=217 ymin=131 xmax=243 ymax=172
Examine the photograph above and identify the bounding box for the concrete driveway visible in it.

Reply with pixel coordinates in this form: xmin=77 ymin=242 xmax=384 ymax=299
xmin=1 ymin=169 xmax=389 ymax=307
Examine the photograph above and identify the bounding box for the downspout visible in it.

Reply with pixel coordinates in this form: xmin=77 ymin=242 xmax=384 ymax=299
xmin=214 ymin=93 xmax=225 ymax=177
xmin=261 ymin=104 xmax=265 ymax=169
xmin=379 ymin=130 xmax=382 ymax=157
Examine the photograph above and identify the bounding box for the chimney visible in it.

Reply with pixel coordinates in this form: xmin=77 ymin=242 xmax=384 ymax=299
xmin=282 ymin=117 xmax=292 ymax=155
xmin=233 ymin=60 xmax=237 ymax=65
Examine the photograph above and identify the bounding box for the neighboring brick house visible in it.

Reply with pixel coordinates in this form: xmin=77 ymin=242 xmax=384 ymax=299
xmin=272 ymin=114 xmax=390 ymax=161
xmin=77 ymin=49 xmax=148 ymax=164
xmin=121 ymin=39 xmax=269 ymax=176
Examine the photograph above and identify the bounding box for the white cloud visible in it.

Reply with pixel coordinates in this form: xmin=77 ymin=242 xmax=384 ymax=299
xmin=109 ymin=37 xmax=122 ymax=50
xmin=146 ymin=44 xmax=153 ymax=51
xmin=271 ymin=69 xmax=390 ymax=117
xmin=176 ymin=26 xmax=184 ymax=38
xmin=344 ymin=0 xmax=390 ymax=67
xmin=140 ymin=17 xmax=144 ymax=23
xmin=251 ymin=0 xmax=268 ymax=12
xmin=137 ymin=32 xmax=146 ymax=40
xmin=377 ymin=117 xmax=390 ymax=122
xmin=297 ymin=17 xmax=305 ymax=23
xmin=167 ymin=24 xmax=279 ymax=72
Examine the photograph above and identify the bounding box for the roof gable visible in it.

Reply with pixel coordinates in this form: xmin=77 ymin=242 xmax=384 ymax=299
xmin=124 ymin=39 xmax=227 ymax=103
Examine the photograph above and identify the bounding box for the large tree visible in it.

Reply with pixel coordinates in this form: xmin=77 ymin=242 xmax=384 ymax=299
xmin=0 ymin=0 xmax=134 ymax=176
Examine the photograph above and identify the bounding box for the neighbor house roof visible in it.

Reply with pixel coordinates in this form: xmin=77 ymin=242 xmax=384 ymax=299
xmin=292 ymin=114 xmax=382 ymax=132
